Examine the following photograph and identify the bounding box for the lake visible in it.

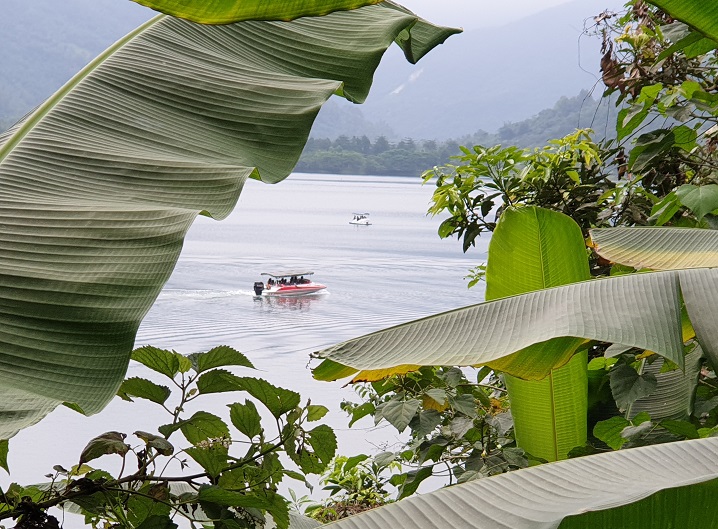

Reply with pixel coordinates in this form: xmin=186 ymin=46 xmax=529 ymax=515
xmin=1 ymin=173 xmax=489 ymax=521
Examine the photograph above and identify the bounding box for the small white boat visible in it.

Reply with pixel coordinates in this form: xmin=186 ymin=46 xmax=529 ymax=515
xmin=253 ymin=271 xmax=326 ymax=296
xmin=350 ymin=213 xmax=371 ymax=225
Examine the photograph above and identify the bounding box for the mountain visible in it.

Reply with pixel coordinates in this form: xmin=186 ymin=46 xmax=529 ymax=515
xmin=315 ymin=0 xmax=625 ymax=140
xmin=0 ymin=0 xmax=624 ymax=140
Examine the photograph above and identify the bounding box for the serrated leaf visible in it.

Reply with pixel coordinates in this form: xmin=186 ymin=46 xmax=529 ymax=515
xmin=307 ymin=425 xmax=337 ymax=467
xmin=79 ymin=431 xmax=129 ymax=465
xmin=132 ymin=347 xmax=180 ymax=379
xmin=117 ymin=377 xmax=171 ymax=405
xmin=234 ymin=377 xmax=301 ymax=418
xmin=176 ymin=354 xmax=193 ymax=374
xmin=168 ymin=411 xmax=230 ymax=445
xmin=196 ymin=369 xmax=245 ymax=395
xmin=381 ymin=399 xmax=421 ymax=432
xmin=228 ymin=400 xmax=262 ymax=439
xmin=185 ymin=446 xmax=228 ymax=478
xmin=188 ymin=346 xmax=254 ymax=373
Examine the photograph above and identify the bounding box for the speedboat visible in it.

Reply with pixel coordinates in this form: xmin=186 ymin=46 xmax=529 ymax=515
xmin=350 ymin=213 xmax=371 ymax=225
xmin=253 ymin=271 xmax=326 ymax=296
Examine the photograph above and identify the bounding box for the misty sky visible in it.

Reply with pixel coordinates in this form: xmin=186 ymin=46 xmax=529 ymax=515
xmin=397 ymin=0 xmax=619 ymax=29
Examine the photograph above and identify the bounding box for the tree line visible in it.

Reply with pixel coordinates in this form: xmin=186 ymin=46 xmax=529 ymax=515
xmin=296 ymin=91 xmax=617 ymax=176
xmin=296 ymin=135 xmax=461 ymax=176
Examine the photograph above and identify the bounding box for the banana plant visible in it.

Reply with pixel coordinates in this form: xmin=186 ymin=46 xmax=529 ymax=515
xmin=484 ymin=206 xmax=590 ymax=462
xmin=313 ymin=228 xmax=718 ymax=420
xmin=0 ymin=2 xmax=459 ymax=439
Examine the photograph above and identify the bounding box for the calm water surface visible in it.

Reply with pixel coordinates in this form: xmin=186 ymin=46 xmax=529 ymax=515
xmin=3 ymin=173 xmax=489 ymax=519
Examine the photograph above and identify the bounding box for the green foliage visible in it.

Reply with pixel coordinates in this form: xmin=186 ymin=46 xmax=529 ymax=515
xmin=304 ymin=455 xmax=398 ymax=523
xmin=339 ymin=366 xmax=526 ymax=488
xmin=0 ymin=345 xmax=336 ymax=528
xmin=422 ymin=130 xmax=623 ymax=259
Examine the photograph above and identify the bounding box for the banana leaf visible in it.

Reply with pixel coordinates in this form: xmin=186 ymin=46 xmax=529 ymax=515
xmin=590 ymin=226 xmax=718 ymax=270
xmin=131 ymin=0 xmax=384 ymax=24
xmin=0 ymin=5 xmax=459 ymax=438
xmin=591 ymin=226 xmax=718 ymax=368
xmin=320 ymin=437 xmax=718 ymax=529
xmin=646 ymin=0 xmax=718 ymax=44
xmin=314 ymin=269 xmax=687 ymax=379
xmin=485 ymin=207 xmax=590 ymax=461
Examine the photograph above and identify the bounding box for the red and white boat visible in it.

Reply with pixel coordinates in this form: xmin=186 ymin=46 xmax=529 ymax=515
xmin=253 ymin=271 xmax=326 ymax=296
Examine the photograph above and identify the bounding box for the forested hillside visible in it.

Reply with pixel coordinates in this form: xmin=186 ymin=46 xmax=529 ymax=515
xmin=296 ymin=91 xmax=618 ymax=176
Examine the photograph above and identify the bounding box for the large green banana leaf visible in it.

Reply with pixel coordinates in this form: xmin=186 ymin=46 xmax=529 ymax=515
xmin=321 ymin=437 xmax=718 ymax=529
xmin=591 ymin=226 xmax=718 ymax=368
xmin=485 ymin=207 xmax=590 ymax=461
xmin=626 ymin=346 xmax=703 ymax=421
xmin=590 ymin=226 xmax=718 ymax=270
xmin=132 ymin=0 xmax=384 ymax=24
xmin=0 ymin=5 xmax=459 ymax=439
xmin=315 ymin=265 xmax=718 ymax=379
xmin=646 ymin=0 xmax=718 ymax=43
xmin=314 ymin=268 xmax=688 ymax=379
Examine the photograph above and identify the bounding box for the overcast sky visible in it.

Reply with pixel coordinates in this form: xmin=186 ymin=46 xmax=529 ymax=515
xmin=395 ymin=0 xmax=614 ymax=30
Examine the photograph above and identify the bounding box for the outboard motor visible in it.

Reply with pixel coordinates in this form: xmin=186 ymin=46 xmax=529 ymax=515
xmin=253 ymin=281 xmax=265 ymax=296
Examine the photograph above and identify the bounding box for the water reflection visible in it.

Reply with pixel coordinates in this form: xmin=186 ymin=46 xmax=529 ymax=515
xmin=253 ymin=292 xmax=328 ymax=311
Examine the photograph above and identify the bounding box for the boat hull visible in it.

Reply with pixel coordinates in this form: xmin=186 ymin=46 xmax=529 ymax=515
xmin=261 ymin=283 xmax=326 ymax=296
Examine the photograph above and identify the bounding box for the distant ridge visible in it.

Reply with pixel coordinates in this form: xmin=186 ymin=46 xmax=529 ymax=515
xmin=314 ymin=0 xmax=625 ymax=140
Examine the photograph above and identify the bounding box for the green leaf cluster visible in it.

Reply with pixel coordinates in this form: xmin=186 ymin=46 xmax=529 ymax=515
xmin=0 ymin=345 xmax=336 ymax=528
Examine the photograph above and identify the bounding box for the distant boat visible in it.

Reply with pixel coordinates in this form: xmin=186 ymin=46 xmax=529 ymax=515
xmin=253 ymin=271 xmax=326 ymax=296
xmin=350 ymin=213 xmax=371 ymax=225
